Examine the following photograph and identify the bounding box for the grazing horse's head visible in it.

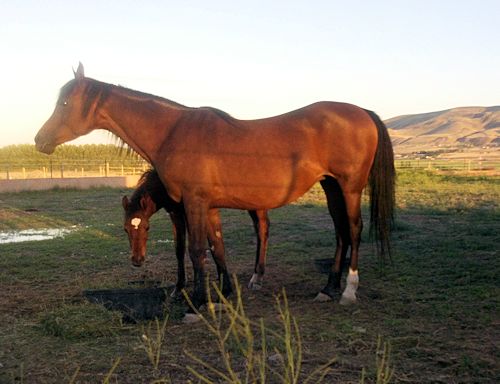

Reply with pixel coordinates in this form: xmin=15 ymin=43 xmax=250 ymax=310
xmin=122 ymin=194 xmax=156 ymax=267
xmin=35 ymin=63 xmax=106 ymax=154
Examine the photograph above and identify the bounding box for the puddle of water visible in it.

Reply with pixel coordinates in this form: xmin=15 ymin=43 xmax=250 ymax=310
xmin=0 ymin=228 xmax=74 ymax=244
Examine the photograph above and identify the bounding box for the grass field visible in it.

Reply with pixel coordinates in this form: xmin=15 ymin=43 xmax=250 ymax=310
xmin=0 ymin=170 xmax=498 ymax=383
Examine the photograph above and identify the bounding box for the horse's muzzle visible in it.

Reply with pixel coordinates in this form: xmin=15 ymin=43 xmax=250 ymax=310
xmin=131 ymin=257 xmax=144 ymax=267
xmin=131 ymin=260 xmax=143 ymax=267
xmin=34 ymin=135 xmax=56 ymax=154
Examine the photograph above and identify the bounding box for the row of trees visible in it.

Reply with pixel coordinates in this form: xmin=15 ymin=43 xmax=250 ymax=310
xmin=0 ymin=144 xmax=149 ymax=179
xmin=0 ymin=144 xmax=145 ymax=168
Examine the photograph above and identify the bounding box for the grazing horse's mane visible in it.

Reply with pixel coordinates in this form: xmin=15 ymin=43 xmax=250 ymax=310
xmin=127 ymin=168 xmax=168 ymax=212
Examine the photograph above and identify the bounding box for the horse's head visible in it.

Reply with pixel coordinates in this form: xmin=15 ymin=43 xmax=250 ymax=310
xmin=35 ymin=63 xmax=101 ymax=154
xmin=122 ymin=194 xmax=156 ymax=267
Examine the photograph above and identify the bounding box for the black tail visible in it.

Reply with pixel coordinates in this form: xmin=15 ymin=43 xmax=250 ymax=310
xmin=364 ymin=110 xmax=396 ymax=260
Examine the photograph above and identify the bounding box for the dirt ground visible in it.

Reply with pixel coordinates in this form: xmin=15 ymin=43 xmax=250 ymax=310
xmin=0 ymin=174 xmax=499 ymax=383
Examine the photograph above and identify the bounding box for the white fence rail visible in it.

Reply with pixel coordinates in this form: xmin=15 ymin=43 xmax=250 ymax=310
xmin=0 ymin=160 xmax=150 ymax=180
xmin=0 ymin=158 xmax=499 ymax=181
xmin=394 ymin=158 xmax=499 ymax=173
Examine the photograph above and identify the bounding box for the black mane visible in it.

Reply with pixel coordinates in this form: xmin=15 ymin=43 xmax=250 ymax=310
xmin=58 ymin=78 xmax=111 ymax=118
xmin=58 ymin=77 xmax=189 ymax=118
xmin=127 ymin=168 xmax=171 ymax=212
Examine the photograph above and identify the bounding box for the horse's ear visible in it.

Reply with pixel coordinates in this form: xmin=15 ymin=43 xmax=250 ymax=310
xmin=140 ymin=194 xmax=156 ymax=215
xmin=73 ymin=62 xmax=85 ymax=80
xmin=122 ymin=195 xmax=129 ymax=210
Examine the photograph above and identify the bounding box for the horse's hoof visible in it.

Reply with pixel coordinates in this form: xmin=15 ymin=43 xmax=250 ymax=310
xmin=182 ymin=313 xmax=202 ymax=324
xmin=248 ymin=282 xmax=262 ymax=290
xmin=339 ymin=293 xmax=357 ymax=306
xmin=313 ymin=292 xmax=332 ymax=302
xmin=248 ymin=274 xmax=263 ymax=290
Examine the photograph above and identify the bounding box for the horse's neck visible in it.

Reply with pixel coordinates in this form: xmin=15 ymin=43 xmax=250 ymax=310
xmin=149 ymin=185 xmax=172 ymax=211
xmin=95 ymin=90 xmax=185 ymax=163
xmin=146 ymin=189 xmax=164 ymax=211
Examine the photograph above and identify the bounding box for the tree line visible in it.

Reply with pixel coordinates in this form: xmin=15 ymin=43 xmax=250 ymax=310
xmin=0 ymin=144 xmax=145 ymax=167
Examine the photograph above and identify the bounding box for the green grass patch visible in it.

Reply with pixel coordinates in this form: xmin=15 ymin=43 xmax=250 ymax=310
xmin=0 ymin=169 xmax=498 ymax=382
xmin=38 ymin=302 xmax=124 ymax=340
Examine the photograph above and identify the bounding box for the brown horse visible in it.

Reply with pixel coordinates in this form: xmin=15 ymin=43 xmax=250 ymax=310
xmin=122 ymin=168 xmax=270 ymax=295
xmin=35 ymin=63 xmax=395 ymax=314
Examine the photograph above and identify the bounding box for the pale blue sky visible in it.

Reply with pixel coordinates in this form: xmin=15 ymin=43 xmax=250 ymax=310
xmin=1 ymin=0 xmax=499 ymax=146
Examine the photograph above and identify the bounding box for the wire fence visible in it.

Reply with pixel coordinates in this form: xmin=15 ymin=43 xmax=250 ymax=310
xmin=0 ymin=157 xmax=499 ymax=180
xmin=0 ymin=159 xmax=150 ymax=180
xmin=395 ymin=158 xmax=499 ymax=173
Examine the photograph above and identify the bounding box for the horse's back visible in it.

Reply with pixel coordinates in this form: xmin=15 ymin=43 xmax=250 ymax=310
xmin=159 ymin=101 xmax=380 ymax=209
xmin=237 ymin=101 xmax=379 ymax=170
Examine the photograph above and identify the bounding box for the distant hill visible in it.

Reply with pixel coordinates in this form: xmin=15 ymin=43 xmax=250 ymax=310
xmin=385 ymin=106 xmax=500 ymax=156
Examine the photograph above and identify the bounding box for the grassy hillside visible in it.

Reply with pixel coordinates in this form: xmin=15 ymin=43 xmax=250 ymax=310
xmin=386 ymin=106 xmax=500 ymax=156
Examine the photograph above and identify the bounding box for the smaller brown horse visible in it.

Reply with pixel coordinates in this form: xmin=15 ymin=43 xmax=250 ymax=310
xmin=122 ymin=169 xmax=270 ymax=296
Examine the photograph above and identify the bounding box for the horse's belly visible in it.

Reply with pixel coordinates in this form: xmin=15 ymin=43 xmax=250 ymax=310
xmin=162 ymin=152 xmax=326 ymax=209
xmin=212 ymin=164 xmax=323 ymax=210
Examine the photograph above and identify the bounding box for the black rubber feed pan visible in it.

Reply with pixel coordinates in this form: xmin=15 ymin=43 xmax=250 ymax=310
xmin=83 ymin=287 xmax=169 ymax=323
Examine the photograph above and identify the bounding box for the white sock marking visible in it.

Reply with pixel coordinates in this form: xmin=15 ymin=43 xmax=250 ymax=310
xmin=248 ymin=273 xmax=263 ymax=290
xmin=340 ymin=268 xmax=359 ymax=305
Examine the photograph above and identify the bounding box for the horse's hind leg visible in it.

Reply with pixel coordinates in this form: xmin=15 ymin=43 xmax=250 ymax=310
xmin=315 ymin=177 xmax=351 ymax=301
xmin=206 ymin=208 xmax=233 ymax=298
xmin=248 ymin=210 xmax=270 ymax=290
xmin=339 ymin=189 xmax=363 ymax=305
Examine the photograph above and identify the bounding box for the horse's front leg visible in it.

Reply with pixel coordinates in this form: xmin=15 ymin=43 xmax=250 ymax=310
xmin=184 ymin=201 xmax=209 ymax=317
xmin=207 ymin=209 xmax=233 ymax=298
xmin=168 ymin=210 xmax=186 ymax=297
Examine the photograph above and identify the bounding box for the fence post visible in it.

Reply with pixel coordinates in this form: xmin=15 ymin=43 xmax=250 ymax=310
xmin=50 ymin=160 xmax=53 ymax=178
xmin=105 ymin=160 xmax=109 ymax=177
xmin=6 ymin=165 xmax=10 ymax=180
xmin=60 ymin=163 xmax=64 ymax=178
